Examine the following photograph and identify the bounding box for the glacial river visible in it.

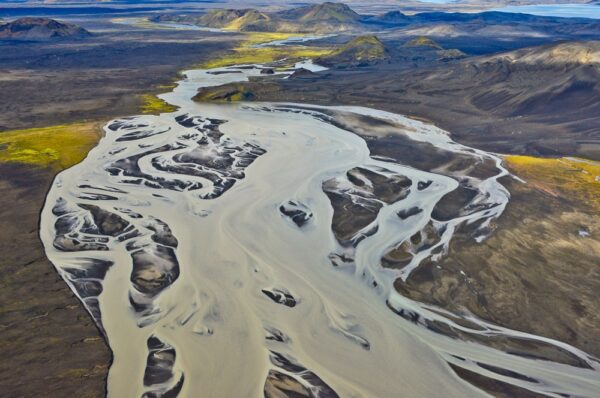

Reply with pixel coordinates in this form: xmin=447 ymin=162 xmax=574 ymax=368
xmin=40 ymin=57 xmax=600 ymax=397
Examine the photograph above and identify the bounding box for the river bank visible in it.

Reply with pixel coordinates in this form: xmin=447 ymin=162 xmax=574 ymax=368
xmin=3 ymin=14 xmax=600 ymax=397
xmin=37 ymin=54 xmax=600 ymax=397
xmin=0 ymin=162 xmax=110 ymax=398
xmin=0 ymin=18 xmax=240 ymax=396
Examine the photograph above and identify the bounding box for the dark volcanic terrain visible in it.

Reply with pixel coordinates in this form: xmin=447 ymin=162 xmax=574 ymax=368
xmin=397 ymin=175 xmax=600 ymax=360
xmin=188 ymin=4 xmax=600 ymax=381
xmin=0 ymin=17 xmax=91 ymax=40
xmin=0 ymin=19 xmax=238 ymax=131
xmin=0 ymin=14 xmax=237 ymax=398
xmin=0 ymin=162 xmax=110 ymax=398
xmin=207 ymin=40 xmax=600 ymax=160
xmin=2 ymin=2 xmax=600 ymax=397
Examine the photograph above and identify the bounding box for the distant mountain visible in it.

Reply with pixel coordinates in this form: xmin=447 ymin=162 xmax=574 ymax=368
xmin=152 ymin=10 xmax=245 ymax=29
xmin=368 ymin=9 xmax=600 ymax=38
xmin=404 ymin=36 xmax=442 ymax=50
xmin=437 ymin=48 xmax=467 ymax=61
xmin=197 ymin=9 xmax=256 ymax=28
xmin=198 ymin=9 xmax=274 ymax=31
xmin=316 ymin=35 xmax=389 ymax=67
xmin=0 ymin=18 xmax=90 ymax=40
xmin=371 ymin=10 xmax=559 ymax=25
xmin=152 ymin=9 xmax=279 ymax=32
xmin=276 ymin=2 xmax=360 ymax=23
xmin=373 ymin=11 xmax=412 ymax=25
xmin=222 ymin=9 xmax=274 ymax=32
xmin=153 ymin=4 xmax=600 ymax=38
xmin=153 ymin=2 xmax=364 ymax=34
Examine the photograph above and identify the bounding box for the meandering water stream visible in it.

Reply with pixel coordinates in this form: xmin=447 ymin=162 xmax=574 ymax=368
xmin=40 ymin=55 xmax=600 ymax=397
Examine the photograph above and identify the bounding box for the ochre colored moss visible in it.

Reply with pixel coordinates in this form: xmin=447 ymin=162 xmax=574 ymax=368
xmin=505 ymin=155 xmax=600 ymax=210
xmin=0 ymin=122 xmax=102 ymax=170
xmin=200 ymin=32 xmax=333 ymax=69
xmin=405 ymin=36 xmax=442 ymax=49
xmin=238 ymin=32 xmax=301 ymax=46
xmin=140 ymin=94 xmax=178 ymax=114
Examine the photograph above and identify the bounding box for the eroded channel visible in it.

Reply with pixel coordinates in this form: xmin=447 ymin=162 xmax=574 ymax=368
xmin=40 ymin=60 xmax=600 ymax=397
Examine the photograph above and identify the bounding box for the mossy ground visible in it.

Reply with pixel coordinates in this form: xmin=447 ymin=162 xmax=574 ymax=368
xmin=505 ymin=155 xmax=600 ymax=210
xmin=0 ymin=122 xmax=103 ymax=170
xmin=323 ymin=35 xmax=387 ymax=63
xmin=200 ymin=32 xmax=333 ymax=69
xmin=111 ymin=17 xmax=182 ymax=31
xmin=140 ymin=93 xmax=179 ymax=114
xmin=0 ymin=33 xmax=325 ymax=171
xmin=405 ymin=36 xmax=442 ymax=49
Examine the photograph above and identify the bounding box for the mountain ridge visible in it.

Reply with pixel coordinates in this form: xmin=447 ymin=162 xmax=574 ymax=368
xmin=152 ymin=3 xmax=362 ymax=33
xmin=153 ymin=4 xmax=600 ymax=36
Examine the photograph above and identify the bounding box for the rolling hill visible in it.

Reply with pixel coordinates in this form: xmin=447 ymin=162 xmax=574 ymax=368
xmin=0 ymin=18 xmax=90 ymax=40
xmin=152 ymin=4 xmax=600 ymax=38
xmin=277 ymin=2 xmax=360 ymax=23
xmin=316 ymin=35 xmax=389 ymax=67
xmin=152 ymin=3 xmax=364 ymax=33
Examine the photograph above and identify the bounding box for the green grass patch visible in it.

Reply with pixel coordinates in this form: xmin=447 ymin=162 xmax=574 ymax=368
xmin=200 ymin=32 xmax=333 ymax=69
xmin=0 ymin=122 xmax=103 ymax=170
xmin=140 ymin=94 xmax=179 ymax=115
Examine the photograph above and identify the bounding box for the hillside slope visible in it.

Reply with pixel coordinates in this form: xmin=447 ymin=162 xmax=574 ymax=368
xmin=372 ymin=40 xmax=600 ymax=158
xmin=153 ymin=3 xmax=364 ymax=33
xmin=468 ymin=41 xmax=600 ymax=119
xmin=0 ymin=18 xmax=90 ymax=40
xmin=212 ymin=40 xmax=600 ymax=159
xmin=277 ymin=2 xmax=360 ymax=23
xmin=486 ymin=40 xmax=600 ymax=66
xmin=316 ymin=35 xmax=389 ymax=67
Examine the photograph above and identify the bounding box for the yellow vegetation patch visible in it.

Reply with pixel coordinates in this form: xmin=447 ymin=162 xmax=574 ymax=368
xmin=140 ymin=94 xmax=179 ymax=115
xmin=111 ymin=17 xmax=181 ymax=31
xmin=200 ymin=32 xmax=333 ymax=69
xmin=237 ymin=32 xmax=301 ymax=46
xmin=505 ymin=155 xmax=600 ymax=210
xmin=201 ymin=46 xmax=332 ymax=68
xmin=0 ymin=122 xmax=102 ymax=170
xmin=405 ymin=36 xmax=442 ymax=49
